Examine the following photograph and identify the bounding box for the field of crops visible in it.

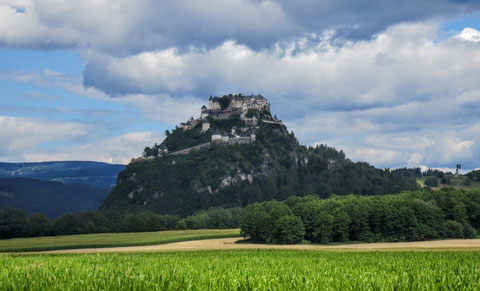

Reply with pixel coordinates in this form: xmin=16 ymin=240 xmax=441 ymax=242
xmin=0 ymin=229 xmax=240 ymax=252
xmin=1 ymin=250 xmax=479 ymax=290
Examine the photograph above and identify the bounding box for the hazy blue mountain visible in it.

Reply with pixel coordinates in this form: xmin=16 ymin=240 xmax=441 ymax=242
xmin=0 ymin=161 xmax=125 ymax=189
xmin=0 ymin=178 xmax=109 ymax=218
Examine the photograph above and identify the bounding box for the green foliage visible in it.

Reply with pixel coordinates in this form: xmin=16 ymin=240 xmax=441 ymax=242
xmin=175 ymin=220 xmax=187 ymax=230
xmin=271 ymin=215 xmax=305 ymax=244
xmin=1 ymin=250 xmax=480 ymax=289
xmin=25 ymin=213 xmax=50 ymax=237
xmin=105 ymin=114 xmax=418 ymax=217
xmin=241 ymin=200 xmax=300 ymax=244
xmin=183 ymin=207 xmax=243 ymax=229
xmin=245 ymin=109 xmax=259 ymax=118
xmin=312 ymin=212 xmax=333 ymax=244
xmin=467 ymin=169 xmax=480 ymax=182
xmin=241 ymin=188 xmax=480 ymax=244
xmin=160 ymin=124 xmax=211 ymax=152
xmin=0 ymin=207 xmax=26 ymax=238
xmin=425 ymin=176 xmax=439 ymax=187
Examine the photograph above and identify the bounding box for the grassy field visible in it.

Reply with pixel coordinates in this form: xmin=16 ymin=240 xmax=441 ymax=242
xmin=1 ymin=250 xmax=479 ymax=290
xmin=0 ymin=229 xmax=241 ymax=252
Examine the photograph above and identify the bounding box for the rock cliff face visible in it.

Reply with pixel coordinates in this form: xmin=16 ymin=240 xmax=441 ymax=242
xmin=100 ymin=95 xmax=418 ymax=216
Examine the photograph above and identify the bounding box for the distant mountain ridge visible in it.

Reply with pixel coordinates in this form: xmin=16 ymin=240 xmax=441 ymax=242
xmin=0 ymin=178 xmax=109 ymax=218
xmin=0 ymin=161 xmax=125 ymax=189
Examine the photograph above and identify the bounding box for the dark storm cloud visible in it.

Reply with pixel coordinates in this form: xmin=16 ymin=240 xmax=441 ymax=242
xmin=276 ymin=0 xmax=480 ymax=39
xmin=1 ymin=0 xmax=479 ymax=54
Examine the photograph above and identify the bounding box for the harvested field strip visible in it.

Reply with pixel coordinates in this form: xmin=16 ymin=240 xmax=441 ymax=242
xmin=40 ymin=237 xmax=480 ymax=254
xmin=0 ymin=229 xmax=240 ymax=252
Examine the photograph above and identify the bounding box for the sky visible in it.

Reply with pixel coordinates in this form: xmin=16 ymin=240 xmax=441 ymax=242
xmin=1 ymin=1 xmax=480 ymax=172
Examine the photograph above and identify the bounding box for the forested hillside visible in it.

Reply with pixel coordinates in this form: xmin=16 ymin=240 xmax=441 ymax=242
xmin=101 ymin=116 xmax=418 ymax=216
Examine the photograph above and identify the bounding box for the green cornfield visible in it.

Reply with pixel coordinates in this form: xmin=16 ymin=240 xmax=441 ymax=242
xmin=1 ymin=250 xmax=479 ymax=290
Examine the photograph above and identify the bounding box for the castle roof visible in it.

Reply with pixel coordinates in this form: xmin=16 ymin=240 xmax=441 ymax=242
xmin=210 ymin=94 xmax=266 ymax=102
xmin=222 ymin=132 xmax=229 ymax=137
xmin=201 ymin=105 xmax=207 ymax=109
xmin=212 ymin=129 xmax=221 ymax=136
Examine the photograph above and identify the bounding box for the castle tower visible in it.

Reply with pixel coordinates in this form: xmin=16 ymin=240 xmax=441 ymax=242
xmin=212 ymin=129 xmax=221 ymax=142
xmin=201 ymin=105 xmax=209 ymax=119
xmin=221 ymin=132 xmax=229 ymax=143
xmin=202 ymin=120 xmax=210 ymax=132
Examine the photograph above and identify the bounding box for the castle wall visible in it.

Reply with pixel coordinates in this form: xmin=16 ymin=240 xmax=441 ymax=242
xmin=169 ymin=142 xmax=211 ymax=156
xmin=227 ymin=137 xmax=251 ymax=145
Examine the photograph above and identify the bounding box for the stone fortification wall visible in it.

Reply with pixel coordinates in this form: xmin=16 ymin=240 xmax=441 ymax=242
xmin=261 ymin=119 xmax=283 ymax=125
xmin=228 ymin=137 xmax=251 ymax=145
xmin=169 ymin=142 xmax=211 ymax=156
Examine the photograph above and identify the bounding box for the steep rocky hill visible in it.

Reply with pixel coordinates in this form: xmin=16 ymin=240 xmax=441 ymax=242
xmin=101 ymin=94 xmax=418 ymax=216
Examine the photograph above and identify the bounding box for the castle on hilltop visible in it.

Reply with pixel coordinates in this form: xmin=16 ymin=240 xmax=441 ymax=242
xmin=132 ymin=94 xmax=282 ymax=162
xmin=180 ymin=94 xmax=270 ymax=131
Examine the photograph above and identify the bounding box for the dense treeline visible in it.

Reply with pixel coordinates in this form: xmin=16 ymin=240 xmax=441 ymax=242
xmin=391 ymin=167 xmax=453 ymax=178
xmin=241 ymin=188 xmax=480 ymax=244
xmin=0 ymin=207 xmax=242 ymax=239
xmin=467 ymin=170 xmax=480 ymax=182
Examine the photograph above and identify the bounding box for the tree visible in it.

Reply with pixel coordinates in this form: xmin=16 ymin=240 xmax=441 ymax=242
xmin=312 ymin=212 xmax=333 ymax=244
xmin=425 ymin=177 xmax=438 ymax=187
xmin=26 ymin=213 xmax=51 ymax=237
xmin=332 ymin=211 xmax=350 ymax=242
xmin=241 ymin=203 xmax=269 ymax=241
xmin=0 ymin=208 xmax=27 ymax=238
xmin=444 ymin=220 xmax=464 ymax=238
xmin=51 ymin=214 xmax=82 ymax=235
xmin=143 ymin=147 xmax=153 ymax=158
xmin=270 ymin=215 xmax=305 ymax=244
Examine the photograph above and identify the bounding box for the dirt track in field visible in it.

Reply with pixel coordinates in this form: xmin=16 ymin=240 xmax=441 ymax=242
xmin=40 ymin=237 xmax=480 ymax=254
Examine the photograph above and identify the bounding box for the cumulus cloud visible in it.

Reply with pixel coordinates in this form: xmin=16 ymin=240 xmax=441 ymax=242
xmin=0 ymin=115 xmax=164 ymax=164
xmin=1 ymin=0 xmax=479 ymax=53
xmin=82 ymin=23 xmax=480 ymax=117
xmin=0 ymin=116 xmax=90 ymax=159
xmin=2 ymin=1 xmax=480 ymax=170
xmin=23 ymin=131 xmax=165 ymax=164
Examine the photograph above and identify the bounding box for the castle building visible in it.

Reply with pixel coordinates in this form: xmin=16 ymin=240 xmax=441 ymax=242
xmin=209 ymin=96 xmax=221 ymax=110
xmin=208 ymin=94 xmax=268 ymax=112
xmin=212 ymin=130 xmax=222 ymax=142
xmin=201 ymin=105 xmax=209 ymax=119
xmin=202 ymin=120 xmax=210 ymax=132
xmin=221 ymin=132 xmax=229 ymax=143
xmin=244 ymin=116 xmax=258 ymax=127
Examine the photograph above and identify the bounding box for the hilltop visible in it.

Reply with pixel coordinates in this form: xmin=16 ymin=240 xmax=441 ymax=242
xmin=101 ymin=94 xmax=418 ymax=216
